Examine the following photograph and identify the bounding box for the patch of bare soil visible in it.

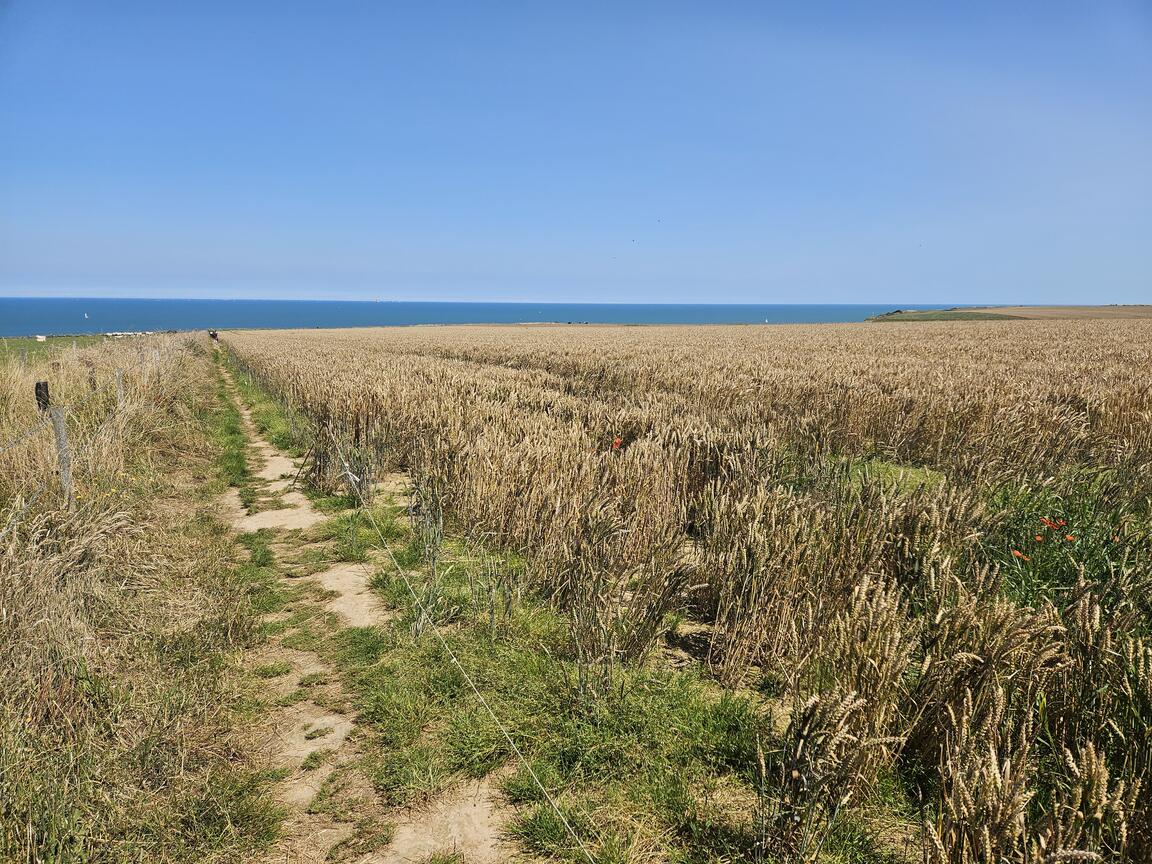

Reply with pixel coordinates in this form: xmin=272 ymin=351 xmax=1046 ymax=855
xmin=239 ymin=491 xmax=326 ymax=531
xmin=312 ymin=562 xmax=391 ymax=628
xmin=373 ymin=472 xmax=411 ymax=507
xmin=257 ymin=447 xmax=297 ymax=485
xmin=364 ymin=775 xmax=530 ymax=864
xmin=661 ymin=619 xmax=713 ymax=670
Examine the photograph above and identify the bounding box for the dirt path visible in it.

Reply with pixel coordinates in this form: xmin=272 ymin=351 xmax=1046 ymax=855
xmin=217 ymin=363 xmax=528 ymax=864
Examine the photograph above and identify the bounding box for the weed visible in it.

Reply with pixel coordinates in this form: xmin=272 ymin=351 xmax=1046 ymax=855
xmin=254 ymin=661 xmax=294 ymax=679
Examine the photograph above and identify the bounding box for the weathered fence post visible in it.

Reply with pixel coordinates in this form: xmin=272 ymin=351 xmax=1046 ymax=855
xmin=19 ymin=348 xmax=27 ymax=366
xmin=48 ymin=406 xmax=75 ymax=512
xmin=83 ymin=359 xmax=97 ymax=391
xmin=35 ymin=381 xmax=50 ymax=412
xmin=115 ymin=369 xmax=125 ymax=409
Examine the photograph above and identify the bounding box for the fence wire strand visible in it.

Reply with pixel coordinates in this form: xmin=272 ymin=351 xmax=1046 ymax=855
xmin=0 ymin=415 xmax=51 ymax=457
xmin=0 ymin=341 xmax=185 ymax=541
xmin=0 ymin=336 xmax=175 ymax=458
xmin=328 ymin=434 xmax=598 ymax=864
xmin=0 ymin=483 xmax=48 ymax=542
xmin=0 ymin=378 xmax=116 ymax=457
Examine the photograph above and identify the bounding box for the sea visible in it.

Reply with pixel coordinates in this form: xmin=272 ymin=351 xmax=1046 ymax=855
xmin=0 ymin=297 xmax=942 ymax=339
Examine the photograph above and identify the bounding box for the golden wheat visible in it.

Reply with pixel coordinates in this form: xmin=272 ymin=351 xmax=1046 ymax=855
xmin=221 ymin=321 xmax=1152 ymax=862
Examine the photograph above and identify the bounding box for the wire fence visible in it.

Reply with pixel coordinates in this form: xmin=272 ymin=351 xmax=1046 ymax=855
xmin=0 ymin=341 xmax=188 ymax=542
xmin=328 ymin=433 xmax=599 ymax=864
xmin=0 ymin=484 xmax=47 ymax=543
xmin=7 ymin=346 xmax=598 ymax=859
xmin=0 ymin=414 xmax=53 ymax=458
xmin=2 ymin=367 xmax=117 ymax=458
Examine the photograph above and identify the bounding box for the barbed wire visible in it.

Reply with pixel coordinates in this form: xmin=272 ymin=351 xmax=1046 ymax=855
xmin=328 ymin=433 xmax=598 ymax=864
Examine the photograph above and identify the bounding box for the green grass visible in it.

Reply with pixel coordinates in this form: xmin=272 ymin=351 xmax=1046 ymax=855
xmin=224 ymin=357 xmax=306 ymax=456
xmin=301 ymin=749 xmax=334 ymax=771
xmin=235 ymin=531 xmax=288 ymax=616
xmin=821 ymin=816 xmax=915 ymax=864
xmin=172 ymin=769 xmax=285 ymax=857
xmin=211 ymin=367 xmax=251 ymax=491
xmin=309 ymin=507 xmax=403 ymax=563
xmin=272 ymin=496 xmax=851 ymax=862
xmin=845 ymin=457 xmax=945 ymax=492
xmin=419 ymin=853 xmax=466 ymax=864
xmin=327 ymin=541 xmax=781 ymax=862
xmin=253 ymin=662 xmax=293 ymax=679
xmin=980 ymin=468 xmax=1152 ymax=615
xmin=0 ymin=334 xmax=107 ymax=364
xmin=308 ymin=491 xmax=361 ymax=513
xmin=260 ymin=619 xmax=292 ymax=638
xmin=322 ymin=816 xmax=394 ymax=861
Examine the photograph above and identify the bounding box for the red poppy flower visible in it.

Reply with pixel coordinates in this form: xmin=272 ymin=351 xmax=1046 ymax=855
xmin=1065 ymin=534 xmax=1075 ymax=542
xmin=1034 ymin=535 xmax=1044 ymax=542
xmin=1012 ymin=549 xmax=1031 ymax=561
xmin=611 ymin=436 xmax=623 ymax=451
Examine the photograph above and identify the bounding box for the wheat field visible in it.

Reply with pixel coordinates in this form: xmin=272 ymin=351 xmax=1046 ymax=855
xmin=220 ymin=321 xmax=1152 ymax=863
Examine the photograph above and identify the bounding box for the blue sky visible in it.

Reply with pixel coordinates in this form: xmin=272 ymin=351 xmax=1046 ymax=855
xmin=1 ymin=1 xmax=1149 ymax=304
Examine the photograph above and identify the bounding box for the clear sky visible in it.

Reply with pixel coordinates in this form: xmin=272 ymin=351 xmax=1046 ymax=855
xmin=1 ymin=1 xmax=1149 ymax=304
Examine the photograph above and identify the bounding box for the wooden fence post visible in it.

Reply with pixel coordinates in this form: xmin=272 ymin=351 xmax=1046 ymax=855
xmin=115 ymin=369 xmax=125 ymax=409
xmin=48 ymin=406 xmax=75 ymax=512
xmin=35 ymin=381 xmax=50 ymax=412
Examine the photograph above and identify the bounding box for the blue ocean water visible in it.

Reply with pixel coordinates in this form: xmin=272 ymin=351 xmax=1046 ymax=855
xmin=0 ymin=297 xmax=936 ymax=338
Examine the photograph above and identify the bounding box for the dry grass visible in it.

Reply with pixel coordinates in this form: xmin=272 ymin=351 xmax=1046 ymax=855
xmin=220 ymin=321 xmax=1152 ymax=862
xmin=0 ymin=337 xmax=279 ymax=861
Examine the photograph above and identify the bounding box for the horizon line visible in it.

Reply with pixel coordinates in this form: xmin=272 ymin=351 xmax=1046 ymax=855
xmin=2 ymin=296 xmax=973 ymax=307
